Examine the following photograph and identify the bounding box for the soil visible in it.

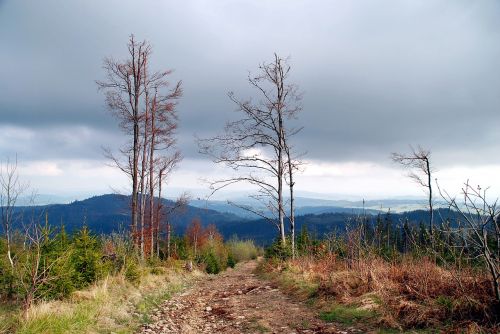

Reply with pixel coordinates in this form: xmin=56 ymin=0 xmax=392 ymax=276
xmin=137 ymin=260 xmax=364 ymax=334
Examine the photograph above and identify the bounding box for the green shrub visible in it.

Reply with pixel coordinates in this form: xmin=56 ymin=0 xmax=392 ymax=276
xmin=150 ymin=266 xmax=165 ymax=275
xmin=204 ymin=251 xmax=221 ymax=274
xmin=436 ymin=295 xmax=454 ymax=315
xmin=36 ymin=226 xmax=77 ymax=299
xmin=0 ymin=252 xmax=15 ymax=299
xmin=265 ymin=238 xmax=292 ymax=260
xmin=170 ymin=236 xmax=189 ymax=260
xmin=71 ymin=227 xmax=102 ymax=289
xmin=227 ymin=239 xmax=260 ymax=262
xmin=227 ymin=253 xmax=236 ymax=268
xmin=124 ymin=260 xmax=141 ymax=285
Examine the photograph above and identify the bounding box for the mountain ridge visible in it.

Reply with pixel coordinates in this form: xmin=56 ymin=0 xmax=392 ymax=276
xmin=7 ymin=193 xmax=449 ymax=245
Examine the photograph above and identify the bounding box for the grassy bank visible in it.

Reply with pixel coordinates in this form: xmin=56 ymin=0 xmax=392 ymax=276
xmin=257 ymin=255 xmax=498 ymax=333
xmin=1 ymin=261 xmax=204 ymax=334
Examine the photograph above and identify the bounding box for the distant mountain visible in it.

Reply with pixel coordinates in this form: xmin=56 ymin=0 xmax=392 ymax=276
xmin=217 ymin=209 xmax=457 ymax=244
xmin=295 ymin=206 xmax=380 ymax=216
xmin=188 ymin=196 xmax=428 ymax=218
xmin=188 ymin=199 xmax=259 ymax=219
xmin=10 ymin=194 xmax=451 ymax=245
xmin=13 ymin=194 xmax=246 ymax=235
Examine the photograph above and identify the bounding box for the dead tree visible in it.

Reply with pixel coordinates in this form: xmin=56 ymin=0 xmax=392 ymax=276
xmin=437 ymin=181 xmax=500 ymax=303
xmin=392 ymin=146 xmax=434 ymax=235
xmin=98 ymin=35 xmax=182 ymax=258
xmin=0 ymin=157 xmax=28 ymax=269
xmin=97 ymin=35 xmax=150 ymax=249
xmin=139 ymin=80 xmax=149 ymax=258
xmin=284 ymin=136 xmax=304 ymax=259
xmin=147 ymin=82 xmax=182 ymax=259
xmin=199 ymin=54 xmax=303 ymax=246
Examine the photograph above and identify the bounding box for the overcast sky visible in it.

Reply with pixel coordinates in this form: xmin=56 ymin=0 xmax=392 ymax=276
xmin=1 ymin=0 xmax=500 ymax=202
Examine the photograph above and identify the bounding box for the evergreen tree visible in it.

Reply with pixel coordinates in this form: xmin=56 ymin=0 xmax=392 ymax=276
xmin=71 ymin=226 xmax=101 ymax=288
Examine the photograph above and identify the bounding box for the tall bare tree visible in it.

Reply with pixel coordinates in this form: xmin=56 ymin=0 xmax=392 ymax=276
xmin=199 ymin=54 xmax=303 ymax=246
xmin=392 ymin=146 xmax=434 ymax=235
xmin=97 ymin=35 xmax=150 ymax=249
xmin=147 ymin=82 xmax=182 ymax=259
xmin=98 ymin=35 xmax=182 ymax=257
xmin=284 ymin=140 xmax=304 ymax=258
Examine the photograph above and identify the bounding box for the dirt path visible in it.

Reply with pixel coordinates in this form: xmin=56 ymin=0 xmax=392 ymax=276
xmin=137 ymin=261 xmax=362 ymax=334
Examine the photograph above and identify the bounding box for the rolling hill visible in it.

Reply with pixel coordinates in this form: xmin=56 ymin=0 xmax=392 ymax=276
xmin=7 ymin=193 xmax=454 ymax=244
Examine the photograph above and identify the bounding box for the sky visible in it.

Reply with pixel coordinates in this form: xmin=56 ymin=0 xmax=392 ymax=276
xmin=1 ymin=0 xmax=500 ymax=203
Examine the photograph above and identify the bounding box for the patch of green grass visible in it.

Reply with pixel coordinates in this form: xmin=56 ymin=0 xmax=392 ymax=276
xmin=320 ymin=304 xmax=376 ymax=325
xmin=278 ymin=272 xmax=319 ymax=300
xmin=0 ymin=303 xmax=20 ymax=333
xmin=366 ymin=293 xmax=383 ymax=305
xmin=17 ymin=300 xmax=100 ymax=334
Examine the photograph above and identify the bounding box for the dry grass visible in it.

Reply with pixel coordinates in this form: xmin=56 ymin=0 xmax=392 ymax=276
xmin=259 ymin=255 xmax=498 ymax=332
xmin=9 ymin=261 xmax=204 ymax=334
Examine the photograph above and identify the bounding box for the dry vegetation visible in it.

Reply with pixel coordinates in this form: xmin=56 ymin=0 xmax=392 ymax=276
xmin=258 ymin=254 xmax=498 ymax=333
xmin=0 ymin=261 xmax=204 ymax=334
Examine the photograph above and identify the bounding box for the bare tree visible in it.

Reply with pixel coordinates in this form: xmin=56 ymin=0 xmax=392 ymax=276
xmin=97 ymin=35 xmax=150 ymax=249
xmin=284 ymin=138 xmax=304 ymax=259
xmin=0 ymin=157 xmax=28 ymax=268
xmin=147 ymin=82 xmax=182 ymax=259
xmin=98 ymin=35 xmax=182 ymax=258
xmin=392 ymin=146 xmax=434 ymax=235
xmin=437 ymin=181 xmax=500 ymax=303
xmin=199 ymin=54 xmax=303 ymax=246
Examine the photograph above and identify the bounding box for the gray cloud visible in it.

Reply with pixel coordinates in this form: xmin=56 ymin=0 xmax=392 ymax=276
xmin=1 ymin=0 xmax=500 ymax=169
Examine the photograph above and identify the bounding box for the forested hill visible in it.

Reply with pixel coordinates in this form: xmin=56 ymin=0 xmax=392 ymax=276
xmin=8 ymin=194 xmax=456 ymax=244
xmin=12 ymin=194 xmax=245 ymax=235
xmin=217 ymin=209 xmax=459 ymax=244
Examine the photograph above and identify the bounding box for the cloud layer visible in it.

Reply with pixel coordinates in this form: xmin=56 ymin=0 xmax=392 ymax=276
xmin=1 ymin=0 xmax=500 ymax=198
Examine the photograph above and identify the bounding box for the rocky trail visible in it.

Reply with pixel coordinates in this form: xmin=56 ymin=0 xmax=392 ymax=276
xmin=137 ymin=261 xmax=364 ymax=334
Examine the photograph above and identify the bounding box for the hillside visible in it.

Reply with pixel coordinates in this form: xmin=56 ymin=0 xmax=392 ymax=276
xmin=12 ymin=194 xmax=246 ymax=235
xmin=10 ymin=194 xmax=452 ymax=244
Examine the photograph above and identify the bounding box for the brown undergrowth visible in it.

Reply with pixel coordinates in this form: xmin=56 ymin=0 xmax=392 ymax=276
xmin=257 ymin=255 xmax=499 ymax=333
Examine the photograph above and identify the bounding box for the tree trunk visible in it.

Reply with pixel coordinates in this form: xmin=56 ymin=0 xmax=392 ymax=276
xmin=132 ymin=122 xmax=139 ymax=249
xmin=426 ymin=158 xmax=433 ymax=235
xmin=6 ymin=226 xmax=13 ymax=269
xmin=157 ymin=168 xmax=164 ymax=259
xmin=131 ymin=38 xmax=143 ymax=251
xmin=6 ymin=244 xmax=13 ymax=269
xmin=167 ymin=222 xmax=171 ymax=258
xmin=277 ymin=63 xmax=286 ymax=247
xmin=139 ymin=125 xmax=148 ymax=259
xmin=287 ymin=158 xmax=295 ymax=259
xmin=149 ymin=95 xmax=156 ymax=259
